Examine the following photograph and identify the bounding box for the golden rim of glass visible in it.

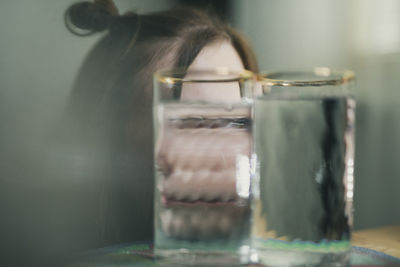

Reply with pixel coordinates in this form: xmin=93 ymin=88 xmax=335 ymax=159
xmin=154 ymin=67 xmax=254 ymax=84
xmin=260 ymin=68 xmax=355 ymax=86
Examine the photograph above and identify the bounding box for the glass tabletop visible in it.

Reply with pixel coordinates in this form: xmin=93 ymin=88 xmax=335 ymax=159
xmin=66 ymin=242 xmax=400 ymax=267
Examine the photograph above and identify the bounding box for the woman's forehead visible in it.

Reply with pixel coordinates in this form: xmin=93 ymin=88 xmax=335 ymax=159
xmin=188 ymin=40 xmax=245 ymax=71
xmin=179 ymin=41 xmax=245 ymax=104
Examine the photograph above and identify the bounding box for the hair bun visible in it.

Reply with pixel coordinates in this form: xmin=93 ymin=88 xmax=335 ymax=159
xmin=65 ymin=0 xmax=119 ymax=36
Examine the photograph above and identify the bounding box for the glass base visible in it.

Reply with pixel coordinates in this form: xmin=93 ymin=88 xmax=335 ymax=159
xmin=254 ymin=248 xmax=350 ymax=267
xmin=154 ymin=247 xmax=252 ymax=266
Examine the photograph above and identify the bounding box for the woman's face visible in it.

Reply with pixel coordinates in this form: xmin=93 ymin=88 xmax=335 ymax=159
xmin=157 ymin=40 xmax=252 ymax=240
xmin=188 ymin=40 xmax=244 ymax=72
xmin=180 ymin=40 xmax=245 ymax=103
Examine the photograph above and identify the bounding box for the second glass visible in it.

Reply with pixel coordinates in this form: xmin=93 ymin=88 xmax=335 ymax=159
xmin=252 ymin=68 xmax=355 ymax=266
xmin=153 ymin=68 xmax=255 ymax=265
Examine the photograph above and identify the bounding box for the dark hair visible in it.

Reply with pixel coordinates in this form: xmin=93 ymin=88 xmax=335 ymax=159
xmin=63 ymin=0 xmax=258 ymax=247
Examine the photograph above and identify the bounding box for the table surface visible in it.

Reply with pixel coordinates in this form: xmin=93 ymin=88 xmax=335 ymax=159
xmin=68 ymin=225 xmax=400 ymax=266
xmin=352 ymin=225 xmax=400 ymax=258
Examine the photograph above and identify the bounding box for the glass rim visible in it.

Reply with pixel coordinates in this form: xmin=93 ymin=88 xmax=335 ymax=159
xmin=154 ymin=67 xmax=254 ymax=84
xmin=260 ymin=68 xmax=355 ymax=87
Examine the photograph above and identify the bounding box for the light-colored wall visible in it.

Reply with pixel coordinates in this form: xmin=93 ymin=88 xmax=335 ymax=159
xmin=0 ymin=0 xmax=175 ymax=263
xmin=0 ymin=0 xmax=174 ymax=151
xmin=233 ymin=0 xmax=400 ymax=230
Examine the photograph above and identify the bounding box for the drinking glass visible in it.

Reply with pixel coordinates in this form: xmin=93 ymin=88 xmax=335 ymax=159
xmin=153 ymin=68 xmax=255 ymax=265
xmin=252 ymin=68 xmax=355 ymax=266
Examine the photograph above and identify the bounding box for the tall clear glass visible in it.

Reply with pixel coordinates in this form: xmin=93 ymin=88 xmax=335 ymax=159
xmin=153 ymin=68 xmax=255 ymax=265
xmin=252 ymin=68 xmax=355 ymax=266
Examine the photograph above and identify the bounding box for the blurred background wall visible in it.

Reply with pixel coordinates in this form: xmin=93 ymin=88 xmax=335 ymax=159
xmin=0 ymin=1 xmax=177 ymax=265
xmin=232 ymin=0 xmax=400 ymax=230
xmin=0 ymin=0 xmax=399 ymax=265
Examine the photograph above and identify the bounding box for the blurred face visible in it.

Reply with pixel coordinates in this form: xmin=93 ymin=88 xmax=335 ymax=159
xmin=157 ymin=40 xmax=252 ymax=241
xmin=180 ymin=40 xmax=245 ymax=103
xmin=188 ymin=40 xmax=244 ymax=71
